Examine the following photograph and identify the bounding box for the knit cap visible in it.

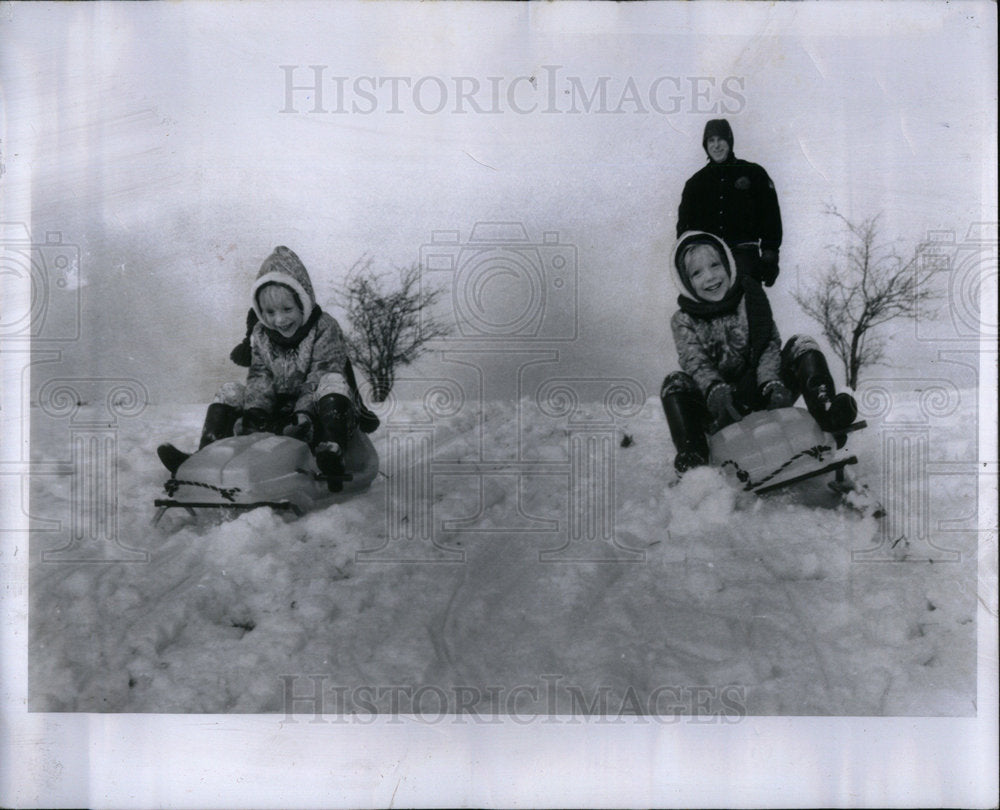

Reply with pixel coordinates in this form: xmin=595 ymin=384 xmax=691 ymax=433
xmin=702 ymin=119 xmax=734 ymax=155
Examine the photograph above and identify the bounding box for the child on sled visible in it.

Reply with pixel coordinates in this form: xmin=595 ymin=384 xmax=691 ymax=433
xmin=661 ymin=231 xmax=857 ymax=473
xmin=157 ymin=246 xmax=377 ymax=492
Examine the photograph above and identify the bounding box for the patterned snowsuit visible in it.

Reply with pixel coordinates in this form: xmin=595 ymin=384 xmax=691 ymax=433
xmin=662 ymin=231 xmax=820 ymax=428
xmin=214 ymin=247 xmax=352 ymax=433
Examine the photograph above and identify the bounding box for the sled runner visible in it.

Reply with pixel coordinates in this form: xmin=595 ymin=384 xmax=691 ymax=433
xmin=708 ymin=407 xmax=867 ymax=499
xmin=153 ymin=430 xmax=379 ymax=525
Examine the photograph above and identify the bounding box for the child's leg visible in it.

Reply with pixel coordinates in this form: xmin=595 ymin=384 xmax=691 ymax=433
xmin=313 ymin=372 xmax=358 ymax=492
xmin=156 ymin=383 xmax=244 ymax=475
xmin=203 ymin=384 xmax=244 ymax=446
xmin=781 ymin=336 xmax=857 ymax=433
xmin=660 ymin=372 xmax=710 ymax=473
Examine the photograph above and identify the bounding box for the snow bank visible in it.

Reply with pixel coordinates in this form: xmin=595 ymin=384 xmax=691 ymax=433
xmin=29 ymin=396 xmax=978 ymax=716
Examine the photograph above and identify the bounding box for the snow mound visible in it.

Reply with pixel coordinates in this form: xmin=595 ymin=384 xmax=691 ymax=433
xmin=28 ymin=396 xmax=978 ymax=716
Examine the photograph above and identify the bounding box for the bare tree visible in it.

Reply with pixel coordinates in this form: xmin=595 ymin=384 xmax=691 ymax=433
xmin=338 ymin=258 xmax=451 ymax=402
xmin=792 ymin=207 xmax=939 ymax=390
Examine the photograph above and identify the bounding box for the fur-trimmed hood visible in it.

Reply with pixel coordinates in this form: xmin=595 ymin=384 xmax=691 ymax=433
xmin=250 ymin=246 xmax=317 ymax=322
xmin=671 ymin=231 xmax=737 ymax=304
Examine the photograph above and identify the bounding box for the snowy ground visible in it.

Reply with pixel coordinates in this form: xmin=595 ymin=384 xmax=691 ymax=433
xmin=28 ymin=392 xmax=980 ymax=716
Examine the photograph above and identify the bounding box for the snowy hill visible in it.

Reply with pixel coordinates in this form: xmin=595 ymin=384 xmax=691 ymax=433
xmin=29 ymin=395 xmax=978 ymax=716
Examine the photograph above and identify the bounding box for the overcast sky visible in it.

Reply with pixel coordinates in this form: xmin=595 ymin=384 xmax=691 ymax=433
xmin=2 ymin=1 xmax=996 ymax=403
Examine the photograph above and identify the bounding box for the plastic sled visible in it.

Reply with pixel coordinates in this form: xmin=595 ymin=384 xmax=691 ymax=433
xmin=708 ymin=406 xmax=866 ymax=499
xmin=153 ymin=429 xmax=379 ymax=524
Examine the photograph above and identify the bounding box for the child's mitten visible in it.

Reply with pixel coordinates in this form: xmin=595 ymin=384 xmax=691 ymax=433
xmin=706 ymin=383 xmax=741 ymax=430
xmin=761 ymin=380 xmax=795 ymax=410
xmin=282 ymin=414 xmax=314 ymax=444
xmin=240 ymin=408 xmax=271 ymax=435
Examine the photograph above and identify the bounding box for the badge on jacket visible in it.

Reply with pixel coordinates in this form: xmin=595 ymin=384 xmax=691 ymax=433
xmin=735 ymin=176 xmax=751 ymax=190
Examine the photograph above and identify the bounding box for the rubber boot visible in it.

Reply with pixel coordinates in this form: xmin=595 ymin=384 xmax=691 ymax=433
xmin=792 ymin=350 xmax=858 ymax=436
xmin=156 ymin=403 xmax=239 ymax=476
xmin=314 ymin=393 xmax=357 ymax=492
xmin=156 ymin=444 xmax=190 ymax=477
xmin=660 ymin=389 xmax=710 ymax=474
xmin=199 ymin=402 xmax=240 ymax=449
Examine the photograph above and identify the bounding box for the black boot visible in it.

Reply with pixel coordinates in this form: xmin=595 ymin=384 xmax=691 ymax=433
xmin=314 ymin=393 xmax=357 ymax=492
xmin=156 ymin=403 xmax=239 ymax=476
xmin=199 ymin=402 xmax=240 ymax=449
xmin=660 ymin=386 xmax=710 ymax=474
xmin=791 ymin=350 xmax=857 ymax=435
xmin=156 ymin=444 xmax=190 ymax=477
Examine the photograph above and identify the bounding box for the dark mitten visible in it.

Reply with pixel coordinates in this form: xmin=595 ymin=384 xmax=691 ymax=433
xmin=706 ymin=383 xmax=741 ymax=431
xmin=282 ymin=413 xmax=314 ymax=444
xmin=761 ymin=380 xmax=795 ymax=410
xmin=229 ymin=309 xmax=259 ymax=367
xmin=759 ymin=249 xmax=780 ymax=287
xmin=240 ymin=408 xmax=271 ymax=435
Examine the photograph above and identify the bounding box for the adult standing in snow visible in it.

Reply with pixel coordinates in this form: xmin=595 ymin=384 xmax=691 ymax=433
xmin=676 ymin=119 xmax=783 ymax=287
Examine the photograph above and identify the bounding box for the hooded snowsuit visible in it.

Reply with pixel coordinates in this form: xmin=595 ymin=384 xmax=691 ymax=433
xmin=156 ymin=247 xmax=378 ymax=482
xmin=242 ymin=247 xmax=347 ymax=419
xmin=660 ymin=232 xmax=856 ymax=473
xmin=210 ymin=246 xmax=381 ymax=440
xmin=667 ymin=231 xmax=783 ymax=413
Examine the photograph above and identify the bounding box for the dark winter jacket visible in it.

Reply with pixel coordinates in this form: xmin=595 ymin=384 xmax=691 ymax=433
xmin=670 ymin=232 xmax=782 ymax=403
xmin=244 ymin=248 xmax=349 ymax=416
xmin=676 ymin=155 xmax=782 ymax=252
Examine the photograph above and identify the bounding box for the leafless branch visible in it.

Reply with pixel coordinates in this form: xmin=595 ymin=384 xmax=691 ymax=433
xmin=792 ymin=207 xmax=940 ymax=389
xmin=337 ymin=259 xmax=451 ymax=401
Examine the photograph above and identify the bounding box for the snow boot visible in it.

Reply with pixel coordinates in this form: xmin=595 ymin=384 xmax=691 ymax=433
xmin=314 ymin=393 xmax=357 ymax=492
xmin=156 ymin=403 xmax=239 ymax=476
xmin=791 ymin=350 xmax=858 ymax=438
xmin=156 ymin=444 xmax=190 ymax=477
xmin=199 ymin=402 xmax=240 ymax=448
xmin=660 ymin=385 xmax=710 ymax=474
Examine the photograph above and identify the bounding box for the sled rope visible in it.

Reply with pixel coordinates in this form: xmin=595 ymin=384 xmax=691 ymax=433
xmin=164 ymin=478 xmax=242 ymax=502
xmin=720 ymin=444 xmax=832 ymax=491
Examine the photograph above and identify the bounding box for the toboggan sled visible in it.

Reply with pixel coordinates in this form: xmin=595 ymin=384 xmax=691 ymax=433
xmin=153 ymin=430 xmax=379 ymax=524
xmin=708 ymin=406 xmax=866 ymax=497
